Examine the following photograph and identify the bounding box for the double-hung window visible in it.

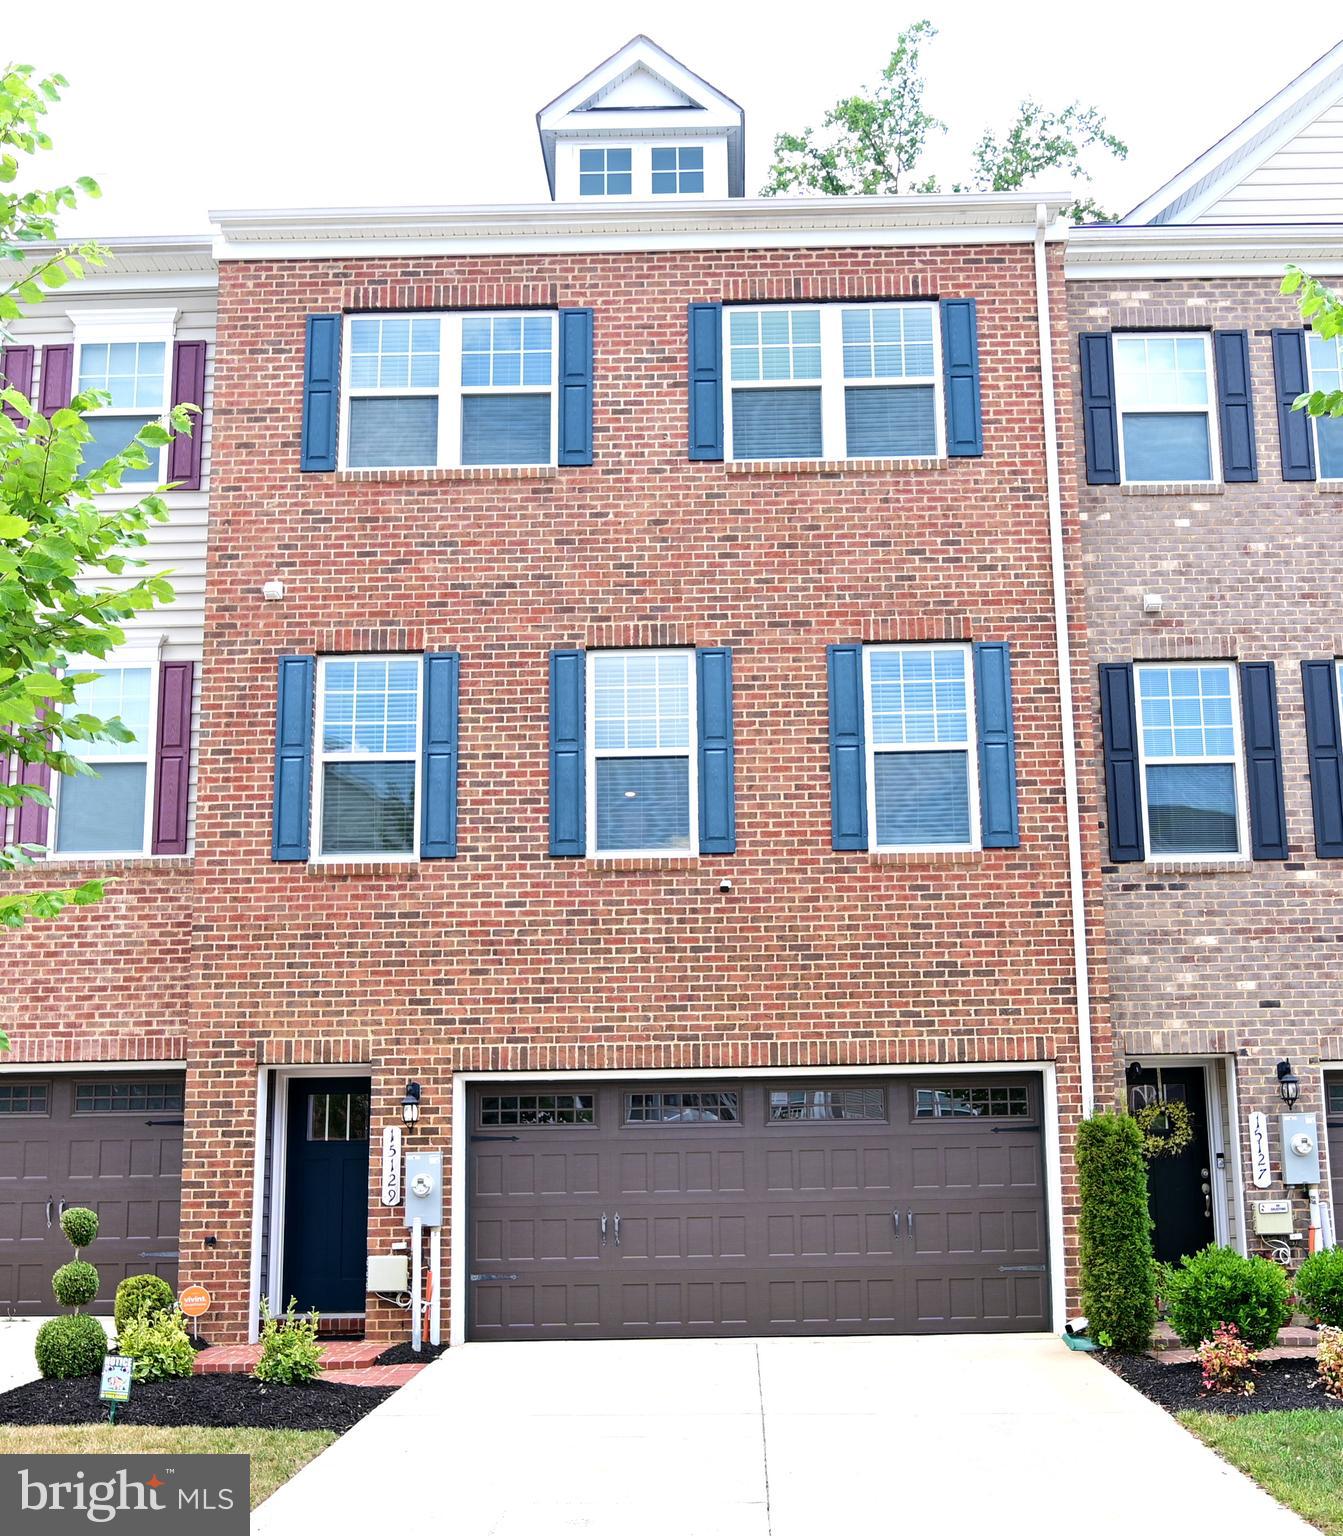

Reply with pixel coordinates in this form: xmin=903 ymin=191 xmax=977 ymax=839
xmin=1112 ymin=333 xmax=1218 ymax=484
xmin=77 ymin=339 xmax=168 ymax=484
xmin=864 ymin=644 xmax=978 ymax=850
xmin=588 ymin=650 xmax=697 ymax=856
xmin=724 ymin=303 xmax=941 ymax=462
xmin=1134 ymin=663 xmax=1246 ymax=857
xmin=1306 ymin=331 xmax=1343 ymax=479
xmin=344 ymin=312 xmax=556 ymax=470
xmin=53 ymin=665 xmax=156 ymax=855
xmin=578 ymin=147 xmax=632 ymax=196
xmin=651 ymin=146 xmax=704 ymax=194
xmin=313 ymin=656 xmax=421 ymax=859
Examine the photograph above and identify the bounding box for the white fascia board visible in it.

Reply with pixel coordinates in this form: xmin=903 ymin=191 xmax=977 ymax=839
xmin=1066 ymin=223 xmax=1343 ymax=279
xmin=537 ymin=36 xmax=741 ymax=129
xmin=551 ymin=105 xmax=740 ymax=134
xmin=0 ymin=237 xmax=216 ymax=295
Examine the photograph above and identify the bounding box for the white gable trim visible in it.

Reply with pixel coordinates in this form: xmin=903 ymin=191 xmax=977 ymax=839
xmin=537 ymin=35 xmax=741 ymax=128
xmin=582 ymin=66 xmax=695 ymax=111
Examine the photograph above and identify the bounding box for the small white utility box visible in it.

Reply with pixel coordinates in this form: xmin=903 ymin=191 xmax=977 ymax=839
xmin=1253 ymin=1199 xmax=1295 ymax=1236
xmin=405 ymin=1151 xmax=444 ymax=1228
xmin=1281 ymin=1113 xmax=1322 ymax=1185
xmin=367 ymin=1254 xmax=411 ymax=1293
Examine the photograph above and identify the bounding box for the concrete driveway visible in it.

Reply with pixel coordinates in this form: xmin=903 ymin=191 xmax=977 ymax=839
xmin=252 ymin=1333 xmax=1311 ymax=1536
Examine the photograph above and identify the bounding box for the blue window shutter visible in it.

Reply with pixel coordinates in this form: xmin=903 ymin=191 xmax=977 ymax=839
xmin=973 ymin=641 xmax=1019 ymax=848
xmin=688 ymin=303 xmax=724 ymax=461
xmin=827 ymin=645 xmax=868 ymax=851
xmin=549 ymin=650 xmax=585 ymax=856
xmin=1099 ymin=663 xmax=1144 ymax=863
xmin=940 ymin=298 xmax=983 ymax=457
xmin=300 ymin=314 xmax=342 ymax=472
xmin=1302 ymin=660 xmax=1343 ymax=857
xmin=1213 ymin=330 xmax=1258 ymax=483
xmin=1238 ymin=661 xmax=1288 ymax=860
xmin=420 ymin=651 xmax=460 ymax=859
xmin=272 ymin=655 xmax=315 ymax=860
xmin=557 ymin=307 xmax=594 ymax=467
xmin=1079 ymin=333 xmax=1120 ymax=485
xmin=696 ymin=648 xmax=736 ymax=854
xmin=1271 ymin=328 xmax=1316 ymax=482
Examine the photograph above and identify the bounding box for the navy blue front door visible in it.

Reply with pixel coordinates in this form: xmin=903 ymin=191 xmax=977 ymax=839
xmin=282 ymin=1078 xmax=371 ymax=1315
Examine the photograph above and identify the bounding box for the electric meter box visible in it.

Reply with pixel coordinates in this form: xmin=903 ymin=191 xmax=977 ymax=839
xmin=1253 ymin=1199 xmax=1295 ymax=1236
xmin=404 ymin=1150 xmax=444 ymax=1228
xmin=367 ymin=1254 xmax=411 ymax=1293
xmin=1280 ymin=1112 xmax=1322 ymax=1186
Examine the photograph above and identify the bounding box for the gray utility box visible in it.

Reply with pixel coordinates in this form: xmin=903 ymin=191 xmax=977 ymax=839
xmin=404 ymin=1150 xmax=444 ymax=1228
xmin=1280 ymin=1113 xmax=1322 ymax=1186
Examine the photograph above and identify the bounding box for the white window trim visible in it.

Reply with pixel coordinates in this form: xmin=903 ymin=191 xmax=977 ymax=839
xmin=861 ymin=642 xmax=980 ymax=854
xmin=584 ymin=648 xmax=699 ymax=859
xmin=722 ymin=303 xmax=944 ymax=464
xmin=339 ymin=311 xmax=559 ymax=471
xmin=1114 ymin=330 xmax=1221 ymax=487
xmin=72 ymin=308 xmax=177 ymax=491
xmin=1133 ymin=660 xmax=1249 ymax=863
xmin=47 ymin=646 xmax=163 ymax=861
xmin=309 ymin=653 xmax=423 ymax=864
xmin=1305 ymin=334 xmax=1343 ymax=483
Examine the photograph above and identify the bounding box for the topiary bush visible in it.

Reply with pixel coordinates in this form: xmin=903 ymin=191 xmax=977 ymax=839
xmin=114 ymin=1273 xmax=176 ymax=1332
xmin=60 ymin=1206 xmax=99 ymax=1252
xmin=253 ymin=1299 xmax=323 ymax=1386
xmin=117 ymin=1309 xmax=195 ymax=1383
xmin=1077 ymin=1109 xmax=1156 ymax=1350
xmin=1295 ymin=1247 xmax=1343 ymax=1328
xmin=34 ymin=1314 xmax=107 ymax=1380
xmin=1164 ymin=1244 xmax=1292 ymax=1350
xmin=52 ymin=1260 xmax=100 ymax=1309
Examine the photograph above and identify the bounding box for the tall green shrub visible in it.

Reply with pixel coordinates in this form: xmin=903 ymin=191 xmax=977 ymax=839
xmin=1077 ymin=1109 xmax=1156 ymax=1350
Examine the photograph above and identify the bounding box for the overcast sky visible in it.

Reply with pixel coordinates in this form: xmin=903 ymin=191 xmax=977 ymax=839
xmin=17 ymin=0 xmax=1326 ymax=236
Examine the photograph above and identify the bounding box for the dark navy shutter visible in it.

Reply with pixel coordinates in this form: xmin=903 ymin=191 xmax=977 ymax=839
xmin=1079 ymin=333 xmax=1120 ymax=485
xmin=940 ymin=298 xmax=983 ymax=457
xmin=548 ymin=649 xmax=585 ymax=856
xmin=1271 ymin=328 xmax=1316 ymax=482
xmin=1099 ymin=663 xmax=1144 ymax=863
xmin=1302 ymin=660 xmax=1343 ymax=858
xmin=557 ymin=308 xmax=594 ymax=467
xmin=1238 ymin=662 xmax=1288 ymax=860
xmin=688 ymin=303 xmax=724 ymax=461
xmin=696 ymin=648 xmax=735 ymax=854
xmin=420 ymin=651 xmax=459 ymax=859
xmin=827 ymin=644 xmax=868 ymax=852
xmin=1213 ymin=330 xmax=1258 ymax=483
xmin=973 ymin=641 xmax=1019 ymax=847
xmin=272 ymin=655 xmax=315 ymax=860
xmin=39 ymin=344 xmax=73 ymax=414
xmin=1 ymin=344 xmax=34 ymax=422
xmin=167 ymin=339 xmax=207 ymax=490
xmin=300 ymin=315 xmax=341 ymax=472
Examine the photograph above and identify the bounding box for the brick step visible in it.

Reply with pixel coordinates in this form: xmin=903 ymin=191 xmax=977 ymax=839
xmin=327 ymin=1364 xmax=428 ymax=1388
xmin=1150 ymin=1321 xmax=1318 ymax=1353
xmin=192 ymin=1340 xmax=384 ymax=1375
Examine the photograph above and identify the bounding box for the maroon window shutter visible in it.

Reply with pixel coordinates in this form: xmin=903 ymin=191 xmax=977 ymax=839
xmin=1 ymin=344 xmax=35 ymax=422
xmin=39 ymin=344 xmax=74 ymax=414
xmin=151 ymin=661 xmax=194 ymax=855
xmin=167 ymin=340 xmax=207 ymax=490
xmin=14 ymin=758 xmax=51 ymax=851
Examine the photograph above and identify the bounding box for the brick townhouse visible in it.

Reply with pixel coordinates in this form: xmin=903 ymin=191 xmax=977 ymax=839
xmin=1068 ymin=43 xmax=1343 ymax=1269
xmin=0 ymin=37 xmax=1107 ymax=1344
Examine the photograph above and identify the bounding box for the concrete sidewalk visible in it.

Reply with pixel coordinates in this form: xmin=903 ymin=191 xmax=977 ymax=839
xmin=250 ymin=1333 xmax=1313 ymax=1535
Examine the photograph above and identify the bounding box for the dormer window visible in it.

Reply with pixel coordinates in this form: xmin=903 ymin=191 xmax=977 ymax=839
xmin=579 ymin=148 xmax=632 ymax=197
xmin=652 ymin=146 xmax=704 ymax=194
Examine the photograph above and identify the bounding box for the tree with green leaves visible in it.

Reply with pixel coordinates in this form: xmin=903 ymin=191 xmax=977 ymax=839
xmin=762 ymin=21 xmax=1127 ymax=223
xmin=0 ymin=65 xmax=195 ymax=1049
xmin=1282 ymin=266 xmax=1343 ymax=419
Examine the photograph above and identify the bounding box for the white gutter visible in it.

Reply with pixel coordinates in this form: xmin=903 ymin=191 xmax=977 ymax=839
xmin=1034 ymin=202 xmax=1096 ymax=1117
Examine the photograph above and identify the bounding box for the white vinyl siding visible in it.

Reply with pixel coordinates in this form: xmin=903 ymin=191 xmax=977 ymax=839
xmin=1197 ymin=100 xmax=1343 ymax=224
xmin=1112 ymin=333 xmax=1219 ymax=485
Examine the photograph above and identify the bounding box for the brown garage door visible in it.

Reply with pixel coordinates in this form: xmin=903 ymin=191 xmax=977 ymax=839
xmin=0 ymin=1074 xmax=184 ymax=1316
xmin=468 ymin=1075 xmax=1049 ymax=1340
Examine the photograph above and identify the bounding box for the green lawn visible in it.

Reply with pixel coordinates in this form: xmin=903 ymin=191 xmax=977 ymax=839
xmin=1180 ymin=1410 xmax=1343 ymax=1533
xmin=0 ymin=1425 xmax=335 ymax=1509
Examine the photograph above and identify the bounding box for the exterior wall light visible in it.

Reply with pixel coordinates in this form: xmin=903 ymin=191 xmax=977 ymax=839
xmin=402 ymin=1080 xmax=423 ymax=1127
xmin=1276 ymin=1060 xmax=1301 ymax=1108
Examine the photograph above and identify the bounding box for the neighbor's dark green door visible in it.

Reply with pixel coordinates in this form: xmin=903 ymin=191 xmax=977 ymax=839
xmin=282 ymin=1078 xmax=370 ymax=1315
xmin=1130 ymin=1066 xmax=1215 ymax=1265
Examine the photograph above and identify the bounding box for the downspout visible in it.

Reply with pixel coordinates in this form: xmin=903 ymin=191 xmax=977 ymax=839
xmin=1034 ymin=203 xmax=1096 ymax=1117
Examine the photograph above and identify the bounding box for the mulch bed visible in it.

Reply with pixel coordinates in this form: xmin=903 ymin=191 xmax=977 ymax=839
xmin=0 ymin=1372 xmax=393 ymax=1431
xmin=373 ymin=1342 xmax=447 ymax=1366
xmin=1104 ymin=1351 xmax=1343 ymax=1415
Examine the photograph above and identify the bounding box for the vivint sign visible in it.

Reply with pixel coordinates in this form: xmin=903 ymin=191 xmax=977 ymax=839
xmin=5 ymin=1455 xmax=248 ymax=1531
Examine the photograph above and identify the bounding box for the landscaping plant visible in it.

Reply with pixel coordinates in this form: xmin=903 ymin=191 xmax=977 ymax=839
xmin=1294 ymin=1247 xmax=1343 ymax=1328
xmin=1076 ymin=1109 xmax=1156 ymax=1350
xmin=1318 ymin=1325 xmax=1343 ymax=1399
xmin=1163 ymin=1244 xmax=1292 ymax=1351
xmin=114 ymin=1273 xmax=176 ymax=1332
xmin=34 ymin=1204 xmax=106 ymax=1379
xmin=1196 ymin=1322 xmax=1258 ymax=1396
xmin=117 ymin=1309 xmax=195 ymax=1383
xmin=253 ymin=1299 xmax=324 ymax=1386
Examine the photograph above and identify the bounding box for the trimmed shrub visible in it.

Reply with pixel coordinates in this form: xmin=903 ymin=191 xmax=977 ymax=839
xmin=59 ymin=1207 xmax=99 ymax=1252
xmin=34 ymin=1314 xmax=107 ymax=1379
xmin=1077 ymin=1109 xmax=1156 ymax=1350
xmin=1295 ymin=1247 xmax=1343 ymax=1328
xmin=118 ymin=1309 xmax=195 ymax=1383
xmin=1164 ymin=1244 xmax=1292 ymax=1350
xmin=52 ymin=1260 xmax=100 ymax=1310
xmin=253 ymin=1299 xmax=323 ymax=1386
xmin=114 ymin=1274 xmax=176 ymax=1332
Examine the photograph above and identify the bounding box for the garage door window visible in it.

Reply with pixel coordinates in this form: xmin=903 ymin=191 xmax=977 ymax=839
xmin=769 ymin=1087 xmax=886 ymax=1121
xmin=0 ymin=1083 xmax=48 ymax=1114
xmin=915 ymin=1084 xmax=1030 ymax=1119
xmin=74 ymin=1080 xmax=184 ymax=1115
xmin=479 ymin=1093 xmax=595 ymax=1127
xmin=626 ymin=1091 xmax=739 ymax=1123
